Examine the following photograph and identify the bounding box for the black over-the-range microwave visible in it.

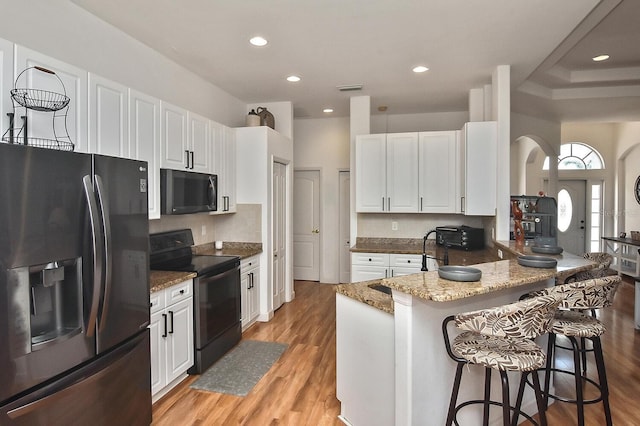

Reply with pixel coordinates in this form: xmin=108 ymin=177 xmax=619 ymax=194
xmin=160 ymin=169 xmax=217 ymax=215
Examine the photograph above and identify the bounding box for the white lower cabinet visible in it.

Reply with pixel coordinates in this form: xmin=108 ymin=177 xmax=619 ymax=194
xmin=241 ymin=256 xmax=260 ymax=330
xmin=149 ymin=279 xmax=194 ymax=401
xmin=351 ymin=252 xmax=423 ymax=282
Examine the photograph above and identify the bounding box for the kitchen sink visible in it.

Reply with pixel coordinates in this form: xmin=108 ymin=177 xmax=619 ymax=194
xmin=369 ymin=284 xmax=392 ymax=295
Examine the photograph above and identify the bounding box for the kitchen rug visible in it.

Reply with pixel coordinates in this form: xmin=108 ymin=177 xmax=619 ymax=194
xmin=190 ymin=340 xmax=288 ymax=397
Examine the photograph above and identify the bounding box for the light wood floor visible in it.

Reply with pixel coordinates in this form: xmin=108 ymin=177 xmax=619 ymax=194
xmin=152 ymin=278 xmax=639 ymax=426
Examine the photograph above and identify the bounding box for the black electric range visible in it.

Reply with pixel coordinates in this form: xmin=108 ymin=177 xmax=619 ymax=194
xmin=150 ymin=229 xmax=241 ymax=374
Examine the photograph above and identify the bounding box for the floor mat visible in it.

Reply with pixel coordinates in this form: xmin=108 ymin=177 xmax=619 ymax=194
xmin=190 ymin=340 xmax=288 ymax=397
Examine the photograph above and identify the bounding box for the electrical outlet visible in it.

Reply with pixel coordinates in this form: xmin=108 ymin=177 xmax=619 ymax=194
xmin=497 ymin=249 xmax=503 ymax=259
xmin=201 ymin=225 xmax=207 ymax=236
xmin=391 ymin=221 xmax=398 ymax=231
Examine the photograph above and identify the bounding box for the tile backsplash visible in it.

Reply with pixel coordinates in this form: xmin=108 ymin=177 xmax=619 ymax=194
xmin=149 ymin=204 xmax=262 ymax=246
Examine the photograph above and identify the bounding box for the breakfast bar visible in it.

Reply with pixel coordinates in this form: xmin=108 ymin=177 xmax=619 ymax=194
xmin=336 ymin=247 xmax=596 ymax=426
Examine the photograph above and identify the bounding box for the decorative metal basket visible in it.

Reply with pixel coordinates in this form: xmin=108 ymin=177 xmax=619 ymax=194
xmin=10 ymin=88 xmax=70 ymax=112
xmin=2 ymin=66 xmax=74 ymax=151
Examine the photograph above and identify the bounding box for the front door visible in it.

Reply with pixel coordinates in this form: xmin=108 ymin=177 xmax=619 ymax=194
xmin=556 ymin=180 xmax=587 ymax=255
xmin=293 ymin=170 xmax=320 ymax=281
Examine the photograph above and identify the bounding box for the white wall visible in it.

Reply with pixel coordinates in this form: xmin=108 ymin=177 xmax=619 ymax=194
xmin=614 ymin=122 xmax=640 ymax=233
xmin=0 ymin=0 xmax=246 ymax=127
xmin=294 ymin=117 xmax=350 ymax=283
xmin=370 ymin=111 xmax=467 ymax=134
xmin=510 ymin=112 xmax=562 ymax=194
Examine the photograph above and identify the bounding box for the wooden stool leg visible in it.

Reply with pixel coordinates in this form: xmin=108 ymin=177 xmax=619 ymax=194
xmin=592 ymin=337 xmax=613 ymax=426
xmin=446 ymin=363 xmax=464 ymax=426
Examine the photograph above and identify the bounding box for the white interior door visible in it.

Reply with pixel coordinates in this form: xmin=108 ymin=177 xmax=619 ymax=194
xmin=293 ymin=170 xmax=320 ymax=281
xmin=339 ymin=171 xmax=351 ymax=283
xmin=556 ymin=180 xmax=587 ymax=255
xmin=272 ymin=161 xmax=287 ymax=310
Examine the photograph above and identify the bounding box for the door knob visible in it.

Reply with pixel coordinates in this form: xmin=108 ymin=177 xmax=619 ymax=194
xmin=312 ymin=229 xmax=319 ymax=234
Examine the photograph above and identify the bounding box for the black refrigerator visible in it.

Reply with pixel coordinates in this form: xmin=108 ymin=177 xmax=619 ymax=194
xmin=0 ymin=143 xmax=151 ymax=425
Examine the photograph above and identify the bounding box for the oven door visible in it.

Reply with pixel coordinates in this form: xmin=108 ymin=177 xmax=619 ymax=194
xmin=193 ymin=267 xmax=241 ymax=350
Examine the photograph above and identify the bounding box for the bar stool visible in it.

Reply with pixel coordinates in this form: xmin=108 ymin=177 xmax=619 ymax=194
xmin=523 ymin=276 xmax=621 ymax=426
xmin=561 ymin=253 xmax=615 ymax=376
xmin=564 ymin=252 xmax=615 ymax=283
xmin=442 ymin=294 xmax=560 ymax=426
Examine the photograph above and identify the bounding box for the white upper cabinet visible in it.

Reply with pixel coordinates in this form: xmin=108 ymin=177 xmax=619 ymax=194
xmin=88 ymin=74 xmax=129 ymax=157
xmin=210 ymin=122 xmax=236 ymax=214
xmin=129 ymin=89 xmax=161 ymax=219
xmin=188 ymin=111 xmax=212 ymax=173
xmin=160 ymin=102 xmax=189 ymax=170
xmin=14 ymin=45 xmax=88 ymax=153
xmin=355 ymin=134 xmax=387 ymax=212
xmin=0 ymin=38 xmax=13 ymax=137
xmin=355 ymin=133 xmax=419 ymax=213
xmin=418 ymin=131 xmax=459 ymax=213
xmin=386 ymin=133 xmax=419 ymax=212
xmin=160 ymin=104 xmax=212 ymax=173
xmin=220 ymin=125 xmax=237 ymax=213
xmin=459 ymin=121 xmax=497 ymax=216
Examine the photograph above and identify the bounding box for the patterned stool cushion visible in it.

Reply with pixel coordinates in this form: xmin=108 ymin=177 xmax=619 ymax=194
xmin=550 ymin=310 xmax=607 ymax=337
xmin=452 ymin=331 xmax=546 ymax=372
xmin=528 ymin=276 xmax=621 ymax=310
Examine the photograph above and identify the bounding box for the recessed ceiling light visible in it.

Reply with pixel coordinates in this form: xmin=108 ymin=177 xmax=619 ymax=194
xmin=592 ymin=54 xmax=610 ymax=62
xmin=323 ymin=108 xmax=334 ymax=113
xmin=413 ymin=65 xmax=429 ymax=73
xmin=286 ymin=75 xmax=301 ymax=82
xmin=249 ymin=36 xmax=268 ymax=47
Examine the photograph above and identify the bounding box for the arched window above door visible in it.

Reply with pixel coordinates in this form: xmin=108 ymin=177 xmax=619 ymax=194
xmin=543 ymin=142 xmax=604 ymax=170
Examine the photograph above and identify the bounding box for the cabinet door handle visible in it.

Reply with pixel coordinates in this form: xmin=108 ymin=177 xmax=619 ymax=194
xmin=388 ymin=197 xmax=390 ymax=211
xmin=162 ymin=313 xmax=168 ymax=338
xmin=382 ymin=197 xmax=385 ymax=211
xmin=461 ymin=196 xmax=465 ymax=212
xmin=420 ymin=196 xmax=423 ymax=211
xmin=190 ymin=151 xmax=195 ymax=169
xmin=185 ymin=150 xmax=190 ymax=169
xmin=168 ymin=311 xmax=174 ymax=334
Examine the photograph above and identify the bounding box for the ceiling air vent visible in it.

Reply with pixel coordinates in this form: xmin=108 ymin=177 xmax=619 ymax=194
xmin=337 ymin=84 xmax=363 ymax=92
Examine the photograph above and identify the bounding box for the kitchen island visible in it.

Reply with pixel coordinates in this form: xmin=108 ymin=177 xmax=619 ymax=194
xmin=336 ymin=246 xmax=596 ymax=426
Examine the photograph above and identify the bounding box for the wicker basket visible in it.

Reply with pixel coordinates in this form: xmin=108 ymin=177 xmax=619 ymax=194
xmin=631 ymin=231 xmax=640 ymax=241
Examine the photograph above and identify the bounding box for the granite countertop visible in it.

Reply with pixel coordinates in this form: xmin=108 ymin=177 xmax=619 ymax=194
xmin=382 ymin=254 xmax=595 ymax=302
xmin=492 ymin=240 xmax=590 ymax=282
xmin=150 ymin=270 xmax=197 ymax=293
xmin=334 ymin=279 xmax=394 ymax=314
xmin=337 ymin=238 xmax=596 ymax=311
xmin=193 ymin=241 xmax=263 ymax=259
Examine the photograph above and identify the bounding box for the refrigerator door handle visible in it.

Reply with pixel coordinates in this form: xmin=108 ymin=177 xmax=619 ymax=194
xmin=94 ymin=175 xmax=112 ymax=332
xmin=82 ymin=175 xmax=104 ymax=337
